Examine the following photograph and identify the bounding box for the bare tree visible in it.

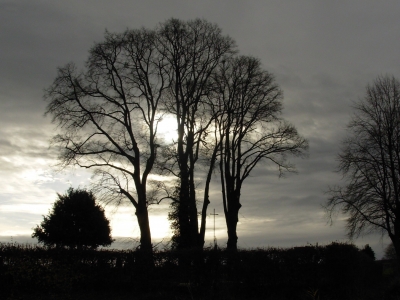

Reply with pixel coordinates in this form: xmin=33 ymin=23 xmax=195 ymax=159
xmin=156 ymin=19 xmax=236 ymax=249
xmin=212 ymin=56 xmax=308 ymax=250
xmin=326 ymin=75 xmax=400 ymax=260
xmin=45 ymin=28 xmax=169 ymax=257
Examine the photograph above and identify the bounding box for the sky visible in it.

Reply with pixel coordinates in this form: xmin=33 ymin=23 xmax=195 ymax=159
xmin=1 ymin=0 xmax=399 ymax=258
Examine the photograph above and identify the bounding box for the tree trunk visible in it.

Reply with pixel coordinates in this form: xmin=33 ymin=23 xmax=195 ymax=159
xmin=226 ymin=192 xmax=241 ymax=251
xmin=136 ymin=209 xmax=152 ymax=252
xmin=226 ymin=219 xmax=238 ymax=251
xmin=199 ymin=145 xmax=218 ymax=248
xmin=135 ymin=201 xmax=153 ymax=268
xmin=391 ymin=218 xmax=400 ymax=271
xmin=188 ymin=167 xmax=199 ymax=248
xmin=177 ymin=142 xmax=200 ymax=249
xmin=199 ymin=195 xmax=210 ymax=248
xmin=391 ymin=237 xmax=400 ymax=272
xmin=178 ymin=172 xmax=193 ymax=249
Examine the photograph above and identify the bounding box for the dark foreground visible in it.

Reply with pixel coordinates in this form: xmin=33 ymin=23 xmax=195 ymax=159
xmin=0 ymin=242 xmax=398 ymax=299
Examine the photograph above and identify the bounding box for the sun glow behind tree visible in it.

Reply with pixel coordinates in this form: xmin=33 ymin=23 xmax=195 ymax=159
xmin=156 ymin=114 xmax=178 ymax=144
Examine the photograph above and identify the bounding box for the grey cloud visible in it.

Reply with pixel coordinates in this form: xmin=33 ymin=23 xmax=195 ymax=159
xmin=0 ymin=127 xmax=56 ymax=158
xmin=1 ymin=0 xmax=399 ymax=259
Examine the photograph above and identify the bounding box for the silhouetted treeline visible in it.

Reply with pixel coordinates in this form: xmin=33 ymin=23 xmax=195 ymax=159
xmin=0 ymin=242 xmax=396 ymax=299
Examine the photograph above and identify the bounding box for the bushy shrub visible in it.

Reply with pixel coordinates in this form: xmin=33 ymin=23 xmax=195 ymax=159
xmin=32 ymin=188 xmax=113 ymax=249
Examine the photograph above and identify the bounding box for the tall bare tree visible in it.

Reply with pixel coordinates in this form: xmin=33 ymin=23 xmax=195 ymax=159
xmin=327 ymin=75 xmax=400 ymax=261
xmin=212 ymin=56 xmax=308 ymax=250
xmin=156 ymin=19 xmax=236 ymax=249
xmin=45 ymin=28 xmax=169 ymax=257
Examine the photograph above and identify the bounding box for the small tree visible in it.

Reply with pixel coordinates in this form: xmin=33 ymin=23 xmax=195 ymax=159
xmin=360 ymin=244 xmax=376 ymax=260
xmin=32 ymin=188 xmax=113 ymax=249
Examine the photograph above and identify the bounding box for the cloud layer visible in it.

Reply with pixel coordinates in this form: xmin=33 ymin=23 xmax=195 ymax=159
xmin=1 ymin=0 xmax=399 ymax=258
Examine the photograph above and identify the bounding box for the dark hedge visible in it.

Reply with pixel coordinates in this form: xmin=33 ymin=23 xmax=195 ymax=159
xmin=0 ymin=242 xmax=392 ymax=299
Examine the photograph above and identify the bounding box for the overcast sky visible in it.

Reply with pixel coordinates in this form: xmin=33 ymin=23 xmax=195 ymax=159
xmin=1 ymin=0 xmax=399 ymax=258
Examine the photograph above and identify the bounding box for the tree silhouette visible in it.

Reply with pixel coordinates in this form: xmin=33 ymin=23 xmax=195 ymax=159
xmin=45 ymin=18 xmax=306 ymax=253
xmin=32 ymin=188 xmax=113 ymax=249
xmin=327 ymin=75 xmax=400 ymax=261
xmin=384 ymin=242 xmax=396 ymax=260
xmin=45 ymin=27 xmax=170 ymax=256
xmin=157 ymin=19 xmax=236 ymax=250
xmin=360 ymin=244 xmax=375 ymax=260
xmin=211 ymin=56 xmax=308 ymax=250
xmin=45 ymin=18 xmax=237 ymax=254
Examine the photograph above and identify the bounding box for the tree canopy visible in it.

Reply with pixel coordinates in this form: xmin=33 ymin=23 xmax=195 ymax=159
xmin=32 ymin=188 xmax=113 ymax=249
xmin=211 ymin=56 xmax=308 ymax=250
xmin=44 ymin=25 xmax=170 ymax=255
xmin=45 ymin=18 xmax=307 ymax=253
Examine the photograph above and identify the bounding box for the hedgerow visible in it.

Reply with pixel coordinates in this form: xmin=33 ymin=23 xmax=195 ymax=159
xmin=0 ymin=242 xmax=388 ymax=299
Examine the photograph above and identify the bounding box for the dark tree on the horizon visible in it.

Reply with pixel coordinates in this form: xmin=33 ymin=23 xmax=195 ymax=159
xmin=360 ymin=244 xmax=375 ymax=260
xmin=32 ymin=188 xmax=113 ymax=249
xmin=45 ymin=27 xmax=170 ymax=259
xmin=383 ymin=242 xmax=396 ymax=260
xmin=45 ymin=18 xmax=236 ymax=254
xmin=157 ymin=19 xmax=236 ymax=250
xmin=211 ymin=56 xmax=308 ymax=251
xmin=45 ymin=17 xmax=306 ymax=254
xmin=327 ymin=75 xmax=400 ymax=263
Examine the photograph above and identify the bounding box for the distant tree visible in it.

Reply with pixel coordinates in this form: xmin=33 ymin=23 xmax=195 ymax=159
xmin=32 ymin=188 xmax=113 ymax=249
xmin=384 ymin=243 xmax=397 ymax=260
xmin=326 ymin=75 xmax=400 ymax=261
xmin=211 ymin=56 xmax=308 ymax=250
xmin=360 ymin=244 xmax=375 ymax=260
